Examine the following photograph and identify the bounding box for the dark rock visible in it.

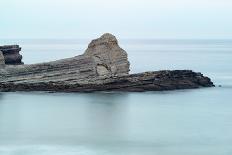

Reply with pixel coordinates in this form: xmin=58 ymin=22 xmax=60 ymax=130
xmin=0 ymin=34 xmax=214 ymax=92
xmin=0 ymin=45 xmax=23 ymax=65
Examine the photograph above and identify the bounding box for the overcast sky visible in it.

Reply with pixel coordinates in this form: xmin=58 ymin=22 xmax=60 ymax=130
xmin=1 ymin=0 xmax=232 ymax=39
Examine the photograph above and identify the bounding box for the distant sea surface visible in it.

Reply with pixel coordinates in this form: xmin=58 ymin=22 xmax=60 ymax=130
xmin=0 ymin=39 xmax=232 ymax=155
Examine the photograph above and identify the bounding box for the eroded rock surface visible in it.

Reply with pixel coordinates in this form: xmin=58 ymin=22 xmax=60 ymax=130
xmin=0 ymin=70 xmax=214 ymax=92
xmin=84 ymin=33 xmax=130 ymax=76
xmin=0 ymin=34 xmax=130 ymax=84
xmin=0 ymin=33 xmax=214 ymax=92
xmin=0 ymin=45 xmax=23 ymax=65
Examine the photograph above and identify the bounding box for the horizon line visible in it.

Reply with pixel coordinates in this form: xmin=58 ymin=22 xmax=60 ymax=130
xmin=1 ymin=38 xmax=232 ymax=41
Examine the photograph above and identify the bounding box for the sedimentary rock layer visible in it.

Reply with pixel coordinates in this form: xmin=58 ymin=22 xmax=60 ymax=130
xmin=0 ymin=70 xmax=214 ymax=92
xmin=0 ymin=33 xmax=214 ymax=92
xmin=0 ymin=45 xmax=23 ymax=65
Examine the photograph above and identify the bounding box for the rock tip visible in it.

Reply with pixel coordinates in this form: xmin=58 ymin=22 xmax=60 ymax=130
xmin=100 ymin=33 xmax=117 ymax=39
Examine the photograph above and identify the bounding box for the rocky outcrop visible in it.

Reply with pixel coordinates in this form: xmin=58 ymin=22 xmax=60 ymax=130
xmin=0 ymin=45 xmax=23 ymax=65
xmin=0 ymin=34 xmax=130 ymax=84
xmin=84 ymin=33 xmax=130 ymax=76
xmin=0 ymin=70 xmax=214 ymax=92
xmin=0 ymin=33 xmax=214 ymax=92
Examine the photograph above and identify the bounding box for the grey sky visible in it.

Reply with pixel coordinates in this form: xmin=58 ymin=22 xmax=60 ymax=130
xmin=1 ymin=0 xmax=232 ymax=39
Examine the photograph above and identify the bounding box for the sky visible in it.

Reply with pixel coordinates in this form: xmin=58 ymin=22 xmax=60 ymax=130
xmin=1 ymin=0 xmax=232 ymax=39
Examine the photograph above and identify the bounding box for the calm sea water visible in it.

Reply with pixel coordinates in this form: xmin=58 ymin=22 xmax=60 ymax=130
xmin=0 ymin=39 xmax=232 ymax=155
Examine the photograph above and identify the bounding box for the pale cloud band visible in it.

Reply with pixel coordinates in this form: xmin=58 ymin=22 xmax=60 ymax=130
xmin=1 ymin=0 xmax=232 ymax=39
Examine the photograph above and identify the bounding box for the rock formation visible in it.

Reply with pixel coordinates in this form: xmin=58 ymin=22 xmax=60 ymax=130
xmin=0 ymin=33 xmax=214 ymax=92
xmin=84 ymin=33 xmax=130 ymax=76
xmin=0 ymin=45 xmax=23 ymax=65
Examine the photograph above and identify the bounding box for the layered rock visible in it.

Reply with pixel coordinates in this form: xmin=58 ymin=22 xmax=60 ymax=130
xmin=0 ymin=45 xmax=23 ymax=65
xmin=0 ymin=70 xmax=214 ymax=92
xmin=0 ymin=33 xmax=214 ymax=92
xmin=0 ymin=34 xmax=129 ymax=84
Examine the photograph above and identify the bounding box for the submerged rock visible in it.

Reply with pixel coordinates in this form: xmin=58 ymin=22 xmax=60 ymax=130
xmin=0 ymin=45 xmax=23 ymax=65
xmin=0 ymin=33 xmax=214 ymax=92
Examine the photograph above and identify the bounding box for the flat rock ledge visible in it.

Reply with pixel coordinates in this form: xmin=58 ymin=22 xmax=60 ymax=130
xmin=0 ymin=70 xmax=214 ymax=92
xmin=0 ymin=33 xmax=214 ymax=92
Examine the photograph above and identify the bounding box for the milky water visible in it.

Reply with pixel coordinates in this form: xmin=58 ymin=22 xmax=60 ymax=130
xmin=0 ymin=39 xmax=232 ymax=155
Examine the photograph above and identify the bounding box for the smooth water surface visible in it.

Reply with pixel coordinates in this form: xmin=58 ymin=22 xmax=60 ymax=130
xmin=0 ymin=39 xmax=232 ymax=155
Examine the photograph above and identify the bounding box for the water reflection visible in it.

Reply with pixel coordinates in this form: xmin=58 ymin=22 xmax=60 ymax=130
xmin=80 ymin=93 xmax=130 ymax=140
xmin=0 ymin=92 xmax=130 ymax=144
xmin=0 ymin=39 xmax=232 ymax=154
xmin=0 ymin=93 xmax=5 ymax=101
xmin=0 ymin=87 xmax=232 ymax=155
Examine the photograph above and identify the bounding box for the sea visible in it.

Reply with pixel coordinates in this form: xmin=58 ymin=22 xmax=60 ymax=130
xmin=0 ymin=39 xmax=232 ymax=155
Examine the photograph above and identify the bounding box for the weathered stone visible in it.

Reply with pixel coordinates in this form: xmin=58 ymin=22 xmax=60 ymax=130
xmin=0 ymin=70 xmax=214 ymax=92
xmin=0 ymin=45 xmax=23 ymax=65
xmin=0 ymin=33 xmax=214 ymax=92
xmin=0 ymin=51 xmax=5 ymax=66
xmin=84 ymin=33 xmax=130 ymax=76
